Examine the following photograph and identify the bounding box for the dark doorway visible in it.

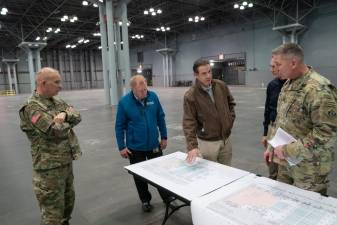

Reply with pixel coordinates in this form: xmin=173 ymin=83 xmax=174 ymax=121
xmin=207 ymin=53 xmax=246 ymax=85
xmin=131 ymin=67 xmax=153 ymax=86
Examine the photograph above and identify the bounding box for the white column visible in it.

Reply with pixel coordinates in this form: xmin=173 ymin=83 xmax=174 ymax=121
xmin=28 ymin=49 xmax=36 ymax=92
xmin=99 ymin=3 xmax=111 ymax=105
xmin=12 ymin=64 xmax=18 ymax=93
xmin=120 ymin=2 xmax=131 ymax=93
xmin=106 ymin=0 xmax=118 ymax=105
xmin=7 ymin=64 xmax=13 ymax=91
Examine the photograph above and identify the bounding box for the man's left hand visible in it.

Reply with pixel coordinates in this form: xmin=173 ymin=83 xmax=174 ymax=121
xmin=274 ymin=145 xmax=285 ymax=159
xmin=54 ymin=112 xmax=67 ymax=124
xmin=160 ymin=139 xmax=167 ymax=150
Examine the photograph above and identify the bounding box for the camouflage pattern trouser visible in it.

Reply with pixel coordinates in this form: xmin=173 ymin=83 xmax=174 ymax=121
xmin=33 ymin=163 xmax=75 ymax=225
xmin=277 ymin=164 xmax=329 ymax=195
xmin=267 ymin=123 xmax=278 ymax=180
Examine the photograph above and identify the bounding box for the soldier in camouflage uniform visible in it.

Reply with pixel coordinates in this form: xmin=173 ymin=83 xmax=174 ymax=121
xmin=264 ymin=43 xmax=337 ymax=195
xmin=19 ymin=67 xmax=82 ymax=225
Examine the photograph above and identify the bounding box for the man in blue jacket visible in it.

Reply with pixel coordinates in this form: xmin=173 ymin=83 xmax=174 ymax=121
xmin=115 ymin=75 xmax=171 ymax=212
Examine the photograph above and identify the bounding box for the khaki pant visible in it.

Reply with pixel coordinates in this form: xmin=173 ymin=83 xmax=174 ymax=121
xmin=198 ymin=136 xmax=232 ymax=165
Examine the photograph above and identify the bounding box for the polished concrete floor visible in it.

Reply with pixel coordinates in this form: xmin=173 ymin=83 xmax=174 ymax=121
xmin=1 ymin=86 xmax=337 ymax=225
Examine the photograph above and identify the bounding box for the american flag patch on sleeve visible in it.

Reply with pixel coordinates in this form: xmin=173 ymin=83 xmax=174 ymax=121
xmin=31 ymin=113 xmax=41 ymax=124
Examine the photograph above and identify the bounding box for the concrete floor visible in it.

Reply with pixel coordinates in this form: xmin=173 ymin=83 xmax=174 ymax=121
xmin=1 ymin=86 xmax=337 ymax=225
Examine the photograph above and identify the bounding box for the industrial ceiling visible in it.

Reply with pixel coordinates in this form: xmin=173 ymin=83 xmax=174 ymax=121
xmin=0 ymin=0 xmax=333 ymax=50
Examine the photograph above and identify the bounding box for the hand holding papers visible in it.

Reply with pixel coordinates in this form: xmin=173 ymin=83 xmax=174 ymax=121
xmin=268 ymin=127 xmax=301 ymax=166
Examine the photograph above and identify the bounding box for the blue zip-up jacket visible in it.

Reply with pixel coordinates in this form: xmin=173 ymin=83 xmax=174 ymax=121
xmin=115 ymin=90 xmax=167 ymax=151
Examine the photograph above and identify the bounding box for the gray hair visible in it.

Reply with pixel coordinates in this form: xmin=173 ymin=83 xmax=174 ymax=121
xmin=272 ymin=43 xmax=304 ymax=62
xmin=129 ymin=74 xmax=147 ymax=88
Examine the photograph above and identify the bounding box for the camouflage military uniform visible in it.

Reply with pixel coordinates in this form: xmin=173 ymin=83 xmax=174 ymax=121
xmin=268 ymin=68 xmax=337 ymax=194
xmin=19 ymin=92 xmax=82 ymax=225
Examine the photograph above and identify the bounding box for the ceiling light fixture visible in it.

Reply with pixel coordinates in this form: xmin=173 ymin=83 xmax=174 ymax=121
xmin=118 ymin=21 xmax=131 ymax=26
xmin=131 ymin=34 xmax=145 ymax=39
xmin=61 ymin=15 xmax=78 ymax=23
xmin=188 ymin=15 xmax=206 ymax=23
xmin=1 ymin=7 xmax=8 ymax=15
xmin=156 ymin=26 xmax=171 ymax=32
xmin=82 ymin=1 xmax=88 ymax=6
xmin=144 ymin=7 xmax=162 ymax=16
xmin=234 ymin=1 xmax=253 ymax=10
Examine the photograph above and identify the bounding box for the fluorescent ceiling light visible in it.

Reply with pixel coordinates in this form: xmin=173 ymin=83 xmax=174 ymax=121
xmin=82 ymin=1 xmax=88 ymax=6
xmin=248 ymin=3 xmax=253 ymax=7
xmin=242 ymin=1 xmax=248 ymax=6
xmin=144 ymin=10 xmax=148 ymax=15
xmin=149 ymin=8 xmax=154 ymax=12
xmin=234 ymin=4 xmax=239 ymax=8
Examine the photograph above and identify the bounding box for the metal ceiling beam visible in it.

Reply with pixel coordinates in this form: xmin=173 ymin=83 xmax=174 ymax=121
xmin=23 ymin=0 xmax=68 ymax=40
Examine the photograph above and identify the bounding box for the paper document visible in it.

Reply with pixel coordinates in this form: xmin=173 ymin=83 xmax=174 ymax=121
xmin=268 ymin=127 xmax=300 ymax=166
xmin=125 ymin=152 xmax=250 ymax=201
xmin=192 ymin=175 xmax=337 ymax=225
xmin=268 ymin=127 xmax=296 ymax=147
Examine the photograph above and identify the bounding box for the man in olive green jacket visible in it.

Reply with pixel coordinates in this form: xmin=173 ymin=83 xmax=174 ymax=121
xmin=183 ymin=58 xmax=236 ymax=164
xmin=19 ymin=67 xmax=82 ymax=225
